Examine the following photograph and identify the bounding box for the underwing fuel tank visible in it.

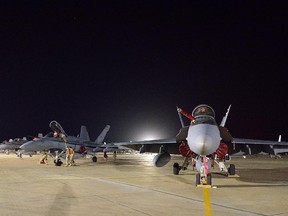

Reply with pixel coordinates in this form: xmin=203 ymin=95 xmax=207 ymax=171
xmin=153 ymin=152 xmax=171 ymax=167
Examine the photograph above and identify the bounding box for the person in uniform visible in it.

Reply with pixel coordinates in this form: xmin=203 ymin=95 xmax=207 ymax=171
xmin=65 ymin=147 xmax=71 ymax=166
xmin=39 ymin=152 xmax=48 ymax=165
xmin=70 ymin=147 xmax=75 ymax=166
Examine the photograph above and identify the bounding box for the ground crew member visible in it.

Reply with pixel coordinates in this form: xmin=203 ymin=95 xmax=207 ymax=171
xmin=39 ymin=152 xmax=48 ymax=165
xmin=65 ymin=147 xmax=71 ymax=166
xmin=70 ymin=147 xmax=75 ymax=166
xmin=65 ymin=147 xmax=75 ymax=166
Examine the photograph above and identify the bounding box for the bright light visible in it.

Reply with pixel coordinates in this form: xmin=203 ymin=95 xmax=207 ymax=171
xmin=139 ymin=132 xmax=159 ymax=141
xmin=135 ymin=129 xmax=165 ymax=141
xmin=126 ymin=123 xmax=169 ymax=141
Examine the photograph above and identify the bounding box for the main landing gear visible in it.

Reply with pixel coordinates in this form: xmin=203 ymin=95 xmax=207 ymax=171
xmin=172 ymin=154 xmax=237 ymax=186
xmin=54 ymin=158 xmax=63 ymax=166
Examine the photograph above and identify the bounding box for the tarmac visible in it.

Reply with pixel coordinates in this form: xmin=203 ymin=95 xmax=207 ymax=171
xmin=0 ymin=152 xmax=288 ymax=216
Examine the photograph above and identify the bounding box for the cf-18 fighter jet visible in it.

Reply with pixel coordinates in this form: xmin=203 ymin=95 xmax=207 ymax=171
xmin=0 ymin=135 xmax=41 ymax=157
xmin=0 ymin=137 xmax=29 ymax=154
xmin=117 ymin=104 xmax=288 ymax=186
xmin=20 ymin=121 xmax=120 ymax=166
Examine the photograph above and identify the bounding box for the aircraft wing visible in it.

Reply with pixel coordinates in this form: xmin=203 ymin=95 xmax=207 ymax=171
xmin=114 ymin=138 xmax=178 ymax=154
xmin=115 ymin=136 xmax=288 ymax=156
xmin=232 ymin=138 xmax=288 ymax=145
xmin=231 ymin=137 xmax=288 ymax=155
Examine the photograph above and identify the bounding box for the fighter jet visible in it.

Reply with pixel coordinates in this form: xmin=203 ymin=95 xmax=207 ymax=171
xmin=0 ymin=138 xmax=27 ymax=154
xmin=20 ymin=122 xmax=120 ymax=166
xmin=0 ymin=135 xmax=41 ymax=156
xmin=116 ymin=104 xmax=288 ymax=186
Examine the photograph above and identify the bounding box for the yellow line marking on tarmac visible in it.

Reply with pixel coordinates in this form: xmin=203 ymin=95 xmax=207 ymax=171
xmin=203 ymin=187 xmax=212 ymax=216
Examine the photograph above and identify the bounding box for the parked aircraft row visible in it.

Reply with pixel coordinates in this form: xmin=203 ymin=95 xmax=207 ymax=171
xmin=2 ymin=104 xmax=288 ymax=186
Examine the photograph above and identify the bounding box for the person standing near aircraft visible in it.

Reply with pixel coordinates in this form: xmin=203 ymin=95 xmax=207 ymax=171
xmin=65 ymin=147 xmax=71 ymax=166
xmin=65 ymin=147 xmax=75 ymax=166
xmin=39 ymin=152 xmax=48 ymax=165
xmin=70 ymin=147 xmax=76 ymax=166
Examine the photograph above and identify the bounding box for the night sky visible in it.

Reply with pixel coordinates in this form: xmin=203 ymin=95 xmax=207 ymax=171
xmin=0 ymin=1 xmax=287 ymax=142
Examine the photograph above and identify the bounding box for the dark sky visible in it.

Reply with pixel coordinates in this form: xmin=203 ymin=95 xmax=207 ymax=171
xmin=0 ymin=1 xmax=287 ymax=142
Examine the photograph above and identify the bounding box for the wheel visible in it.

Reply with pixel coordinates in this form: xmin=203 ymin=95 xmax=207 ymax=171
xmin=228 ymin=164 xmax=235 ymax=175
xmin=173 ymin=163 xmax=180 ymax=175
xmin=196 ymin=173 xmax=201 ymax=186
xmin=207 ymin=173 xmax=212 ymax=185
xmin=92 ymin=156 xmax=97 ymax=162
xmin=54 ymin=159 xmax=62 ymax=166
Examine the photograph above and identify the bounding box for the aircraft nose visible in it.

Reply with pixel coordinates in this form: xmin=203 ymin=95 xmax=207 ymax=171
xmin=20 ymin=141 xmax=33 ymax=151
xmin=194 ymin=134 xmax=214 ymax=154
xmin=187 ymin=124 xmax=221 ymax=155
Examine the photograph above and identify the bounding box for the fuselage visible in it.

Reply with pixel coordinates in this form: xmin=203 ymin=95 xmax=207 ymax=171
xmin=20 ymin=133 xmax=87 ymax=153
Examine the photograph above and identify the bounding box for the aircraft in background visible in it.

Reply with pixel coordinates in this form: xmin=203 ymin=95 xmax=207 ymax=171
xmin=20 ymin=121 xmax=120 ymax=166
xmin=0 ymin=137 xmax=28 ymax=154
xmin=0 ymin=135 xmax=42 ymax=156
xmin=116 ymin=104 xmax=288 ymax=186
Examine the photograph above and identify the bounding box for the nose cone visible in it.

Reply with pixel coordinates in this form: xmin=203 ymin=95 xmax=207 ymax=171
xmin=20 ymin=140 xmax=37 ymax=151
xmin=187 ymin=124 xmax=221 ymax=155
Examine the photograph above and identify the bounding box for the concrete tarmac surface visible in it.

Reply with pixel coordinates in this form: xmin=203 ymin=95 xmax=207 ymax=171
xmin=0 ymin=153 xmax=288 ymax=216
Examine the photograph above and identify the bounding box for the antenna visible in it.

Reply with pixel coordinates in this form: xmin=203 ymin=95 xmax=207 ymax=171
xmin=176 ymin=106 xmax=185 ymax=128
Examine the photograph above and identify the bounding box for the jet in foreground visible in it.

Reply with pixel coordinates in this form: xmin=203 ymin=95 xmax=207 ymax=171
xmin=117 ymin=104 xmax=288 ymax=186
xmin=20 ymin=121 xmax=120 ymax=165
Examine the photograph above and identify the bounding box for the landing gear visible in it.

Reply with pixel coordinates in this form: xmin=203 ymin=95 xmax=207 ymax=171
xmin=54 ymin=159 xmax=63 ymax=166
xmin=172 ymin=156 xmax=192 ymax=175
xmin=195 ymin=173 xmax=212 ymax=186
xmin=214 ymin=154 xmax=237 ymax=176
xmin=195 ymin=156 xmax=213 ymax=186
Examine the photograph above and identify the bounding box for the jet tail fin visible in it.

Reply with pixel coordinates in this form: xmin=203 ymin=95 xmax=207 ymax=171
xmin=79 ymin=126 xmax=90 ymax=141
xmin=95 ymin=125 xmax=110 ymax=144
xmin=220 ymin=105 xmax=231 ymax=127
xmin=278 ymin=135 xmax=282 ymax=142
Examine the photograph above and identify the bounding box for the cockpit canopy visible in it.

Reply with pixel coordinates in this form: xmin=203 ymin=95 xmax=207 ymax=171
xmin=191 ymin=104 xmax=216 ymax=125
xmin=192 ymin=104 xmax=215 ymax=118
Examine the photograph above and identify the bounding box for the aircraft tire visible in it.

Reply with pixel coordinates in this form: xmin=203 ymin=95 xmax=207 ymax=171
xmin=92 ymin=156 xmax=97 ymax=163
xmin=196 ymin=173 xmax=201 ymax=186
xmin=173 ymin=163 xmax=180 ymax=175
xmin=54 ymin=159 xmax=62 ymax=166
xmin=228 ymin=164 xmax=236 ymax=175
